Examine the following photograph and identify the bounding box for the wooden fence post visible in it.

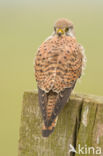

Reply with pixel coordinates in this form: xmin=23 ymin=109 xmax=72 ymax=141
xmin=18 ymin=91 xmax=103 ymax=156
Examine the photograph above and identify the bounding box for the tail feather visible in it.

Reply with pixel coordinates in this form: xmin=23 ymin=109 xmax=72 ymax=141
xmin=42 ymin=117 xmax=58 ymax=137
xmin=42 ymin=127 xmax=55 ymax=137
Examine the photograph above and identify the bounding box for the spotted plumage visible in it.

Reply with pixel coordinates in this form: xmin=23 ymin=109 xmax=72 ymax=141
xmin=34 ymin=18 xmax=86 ymax=137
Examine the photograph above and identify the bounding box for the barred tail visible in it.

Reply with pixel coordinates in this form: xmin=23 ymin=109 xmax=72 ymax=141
xmin=42 ymin=117 xmax=58 ymax=137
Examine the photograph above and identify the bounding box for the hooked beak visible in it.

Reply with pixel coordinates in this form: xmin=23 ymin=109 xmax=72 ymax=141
xmin=56 ymin=28 xmax=64 ymax=36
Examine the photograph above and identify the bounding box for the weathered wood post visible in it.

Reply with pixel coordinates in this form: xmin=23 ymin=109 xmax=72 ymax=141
xmin=18 ymin=91 xmax=103 ymax=156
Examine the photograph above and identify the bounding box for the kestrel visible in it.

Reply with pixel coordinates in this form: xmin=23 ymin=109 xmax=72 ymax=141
xmin=34 ymin=18 xmax=86 ymax=137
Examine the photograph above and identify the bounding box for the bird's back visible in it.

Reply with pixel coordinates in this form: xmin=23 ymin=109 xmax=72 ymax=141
xmin=35 ymin=35 xmax=83 ymax=93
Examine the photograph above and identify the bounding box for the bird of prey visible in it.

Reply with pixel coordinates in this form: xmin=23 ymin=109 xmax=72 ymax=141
xmin=34 ymin=18 xmax=86 ymax=137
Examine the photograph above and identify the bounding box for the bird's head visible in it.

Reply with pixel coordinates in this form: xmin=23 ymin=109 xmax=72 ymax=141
xmin=54 ymin=18 xmax=75 ymax=37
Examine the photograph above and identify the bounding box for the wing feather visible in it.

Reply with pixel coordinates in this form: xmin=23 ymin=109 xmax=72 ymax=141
xmin=38 ymin=87 xmax=47 ymax=123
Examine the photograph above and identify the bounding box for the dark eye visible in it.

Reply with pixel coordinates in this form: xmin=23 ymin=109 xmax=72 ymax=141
xmin=65 ymin=27 xmax=69 ymax=32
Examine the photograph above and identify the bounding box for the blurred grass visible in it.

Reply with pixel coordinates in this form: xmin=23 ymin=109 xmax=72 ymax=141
xmin=0 ymin=0 xmax=103 ymax=155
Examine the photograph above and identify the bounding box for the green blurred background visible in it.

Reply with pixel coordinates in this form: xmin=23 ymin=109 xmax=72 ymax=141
xmin=0 ymin=0 xmax=103 ymax=155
